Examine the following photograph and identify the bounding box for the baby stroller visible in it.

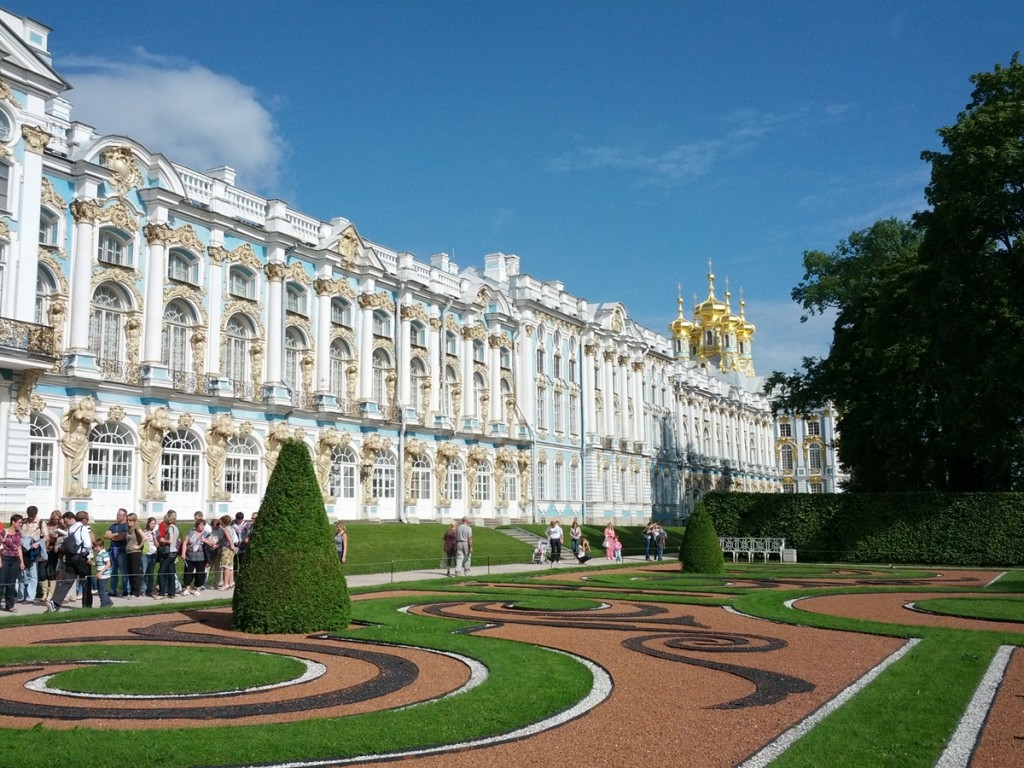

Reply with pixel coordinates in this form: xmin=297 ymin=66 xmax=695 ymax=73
xmin=531 ymin=539 xmax=549 ymax=564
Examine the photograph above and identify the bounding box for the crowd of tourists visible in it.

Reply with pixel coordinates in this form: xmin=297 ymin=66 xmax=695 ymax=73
xmin=0 ymin=506 xmax=254 ymax=613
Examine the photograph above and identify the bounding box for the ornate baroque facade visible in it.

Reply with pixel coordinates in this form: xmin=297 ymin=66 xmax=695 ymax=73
xmin=0 ymin=10 xmax=812 ymax=524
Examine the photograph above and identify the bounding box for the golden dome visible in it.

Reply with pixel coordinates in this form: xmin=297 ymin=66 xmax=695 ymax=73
xmin=668 ymin=294 xmax=693 ymax=338
xmin=693 ymin=264 xmax=728 ymax=324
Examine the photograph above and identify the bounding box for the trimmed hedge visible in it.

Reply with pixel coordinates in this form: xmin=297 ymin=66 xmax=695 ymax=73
xmin=703 ymin=491 xmax=1024 ymax=566
xmin=677 ymin=503 xmax=724 ymax=573
xmin=233 ymin=440 xmax=351 ymax=633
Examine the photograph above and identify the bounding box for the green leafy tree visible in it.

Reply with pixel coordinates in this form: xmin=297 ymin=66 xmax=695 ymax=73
xmin=678 ymin=503 xmax=724 ymax=574
xmin=914 ymin=52 xmax=1024 ymax=491
xmin=765 ymin=219 xmax=935 ymax=491
xmin=768 ymin=54 xmax=1024 ymax=492
xmin=233 ymin=440 xmax=350 ymax=633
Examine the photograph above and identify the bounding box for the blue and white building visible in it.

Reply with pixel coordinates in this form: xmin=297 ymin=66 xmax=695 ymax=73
xmin=0 ymin=8 xmax=796 ymax=525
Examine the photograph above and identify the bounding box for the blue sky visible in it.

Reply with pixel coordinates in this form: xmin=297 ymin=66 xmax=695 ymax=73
xmin=13 ymin=1 xmax=1024 ymax=373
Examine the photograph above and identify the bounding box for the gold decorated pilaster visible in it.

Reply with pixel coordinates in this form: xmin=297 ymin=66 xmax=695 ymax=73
xmin=315 ymin=428 xmax=350 ymax=500
xmin=21 ymin=124 xmax=51 ymax=154
xmin=359 ymin=434 xmax=391 ymax=504
xmin=70 ymin=199 xmax=104 ymax=224
xmin=403 ymin=438 xmax=429 ymax=506
xmin=139 ymin=407 xmax=171 ymax=501
xmin=434 ymin=441 xmax=460 ymax=507
xmin=265 ymin=262 xmax=287 ymax=282
xmin=47 ymin=299 xmax=67 ymax=356
xmin=516 ymin=450 xmax=531 ymax=507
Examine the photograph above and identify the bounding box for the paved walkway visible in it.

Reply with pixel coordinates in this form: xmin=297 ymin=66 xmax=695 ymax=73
xmin=1 ymin=556 xmax=645 ymax=620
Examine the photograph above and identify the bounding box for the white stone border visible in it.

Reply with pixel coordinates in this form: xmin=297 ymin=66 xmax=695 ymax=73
xmin=25 ymin=654 xmax=325 ymax=700
xmin=934 ymin=645 xmax=1014 ymax=768
xmin=230 ymin=650 xmax=612 ymax=768
xmin=736 ymin=638 xmax=921 ymax=768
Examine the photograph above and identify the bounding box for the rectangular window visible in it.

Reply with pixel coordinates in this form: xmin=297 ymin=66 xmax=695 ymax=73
xmin=537 ymin=464 xmax=547 ymax=499
xmin=568 ymin=394 xmax=579 ymax=436
xmin=0 ymin=162 xmax=10 ymax=212
xmin=226 ymin=456 xmax=258 ymax=495
xmin=569 ymin=465 xmax=579 ymax=500
xmin=778 ymin=422 xmax=792 ymax=438
xmin=229 ymin=270 xmax=256 ymax=299
xmin=807 ymin=420 xmax=821 ymax=437
xmin=29 ymin=442 xmax=53 ymax=486
xmin=553 ymin=463 xmax=563 ymax=500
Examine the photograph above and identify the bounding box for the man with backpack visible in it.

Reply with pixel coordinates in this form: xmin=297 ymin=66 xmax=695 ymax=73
xmin=46 ymin=511 xmax=94 ymax=611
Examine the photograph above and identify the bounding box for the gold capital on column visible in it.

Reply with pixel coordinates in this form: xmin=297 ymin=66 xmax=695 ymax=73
xmin=21 ymin=124 xmax=52 ymax=154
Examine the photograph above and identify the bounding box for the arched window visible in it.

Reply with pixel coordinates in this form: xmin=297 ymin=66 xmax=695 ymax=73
xmin=160 ymin=429 xmax=201 ymax=494
xmin=372 ymin=310 xmax=392 ymax=337
xmin=445 ymin=330 xmax=458 ymax=355
xmin=29 ymin=413 xmax=57 ymax=487
xmin=87 ymin=422 xmax=133 ymax=491
xmin=504 ymin=461 xmax=519 ymax=503
xmin=536 ymin=346 xmax=546 ymax=374
xmin=167 ymin=248 xmax=199 ymax=284
xmin=223 ymin=313 xmax=254 ymax=382
xmin=780 ymin=444 xmax=795 ymax=472
xmin=284 ymin=327 xmax=305 ymax=395
xmin=372 ymin=451 xmax=396 ymax=499
xmin=89 ymin=283 xmax=128 ymax=361
xmin=553 ymin=390 xmax=563 ymax=432
xmin=286 ymin=282 xmax=308 ymax=315
xmin=447 ymin=457 xmax=464 ymax=500
xmin=372 ymin=349 xmax=391 ymax=406
xmin=162 ymin=300 xmax=196 ymax=372
xmin=595 ymin=393 xmax=604 ymax=429
xmin=474 ymin=460 xmax=492 ymax=502
xmin=97 ymin=228 xmax=132 ymax=266
xmin=473 ymin=371 xmax=487 ymax=420
xmin=553 ymin=353 xmax=563 ymax=380
xmin=410 ymin=357 xmax=428 ymax=415
xmin=410 ymin=455 xmax=431 ymax=500
xmin=808 ymin=443 xmax=823 ymax=473
xmin=329 ymin=445 xmax=358 ymax=499
xmin=536 ymin=384 xmax=547 ymax=430
xmin=410 ymin=320 xmax=426 ymax=348
xmin=444 ymin=364 xmax=459 ymax=419
xmin=225 ymin=436 xmax=259 ymax=495
xmin=329 ymin=338 xmax=352 ymax=402
xmin=35 ymin=265 xmax=58 ymax=325
xmin=228 ymin=265 xmax=257 ymax=299
xmin=331 ymin=297 xmax=352 ymax=326
xmin=39 ymin=207 xmax=60 ymax=246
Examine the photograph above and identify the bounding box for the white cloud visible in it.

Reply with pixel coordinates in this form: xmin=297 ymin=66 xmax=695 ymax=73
xmin=550 ymin=104 xmax=850 ymax=188
xmin=61 ymin=51 xmax=286 ymax=192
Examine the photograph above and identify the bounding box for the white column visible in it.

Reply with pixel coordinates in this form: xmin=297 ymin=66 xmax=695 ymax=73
xmin=397 ymin=296 xmax=411 ymax=408
xmin=461 ymin=328 xmax=475 ymax=425
xmin=68 ymin=201 xmax=97 ymax=353
xmin=488 ymin=329 xmax=502 ymax=428
xmin=357 ymin=286 xmax=374 ymax=404
xmin=141 ymin=223 xmax=170 ymax=365
xmin=314 ymin=278 xmax=333 ymax=394
xmin=582 ymin=343 xmax=597 ymax=438
xmin=634 ymin=361 xmax=646 ymax=446
xmin=264 ymin=260 xmax=285 ymax=387
xmin=428 ymin=315 xmax=440 ymax=418
xmin=206 ymin=242 xmax=225 ymax=377
xmin=522 ymin=325 xmax=536 ymax=427
xmin=14 ymin=126 xmax=49 ymax=322
xmin=602 ymin=350 xmax=615 ymax=437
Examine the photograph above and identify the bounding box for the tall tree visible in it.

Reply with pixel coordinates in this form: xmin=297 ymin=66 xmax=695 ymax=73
xmin=915 ymin=53 xmax=1024 ymax=491
xmin=768 ymin=54 xmax=1024 ymax=492
xmin=765 ymin=219 xmax=934 ymax=492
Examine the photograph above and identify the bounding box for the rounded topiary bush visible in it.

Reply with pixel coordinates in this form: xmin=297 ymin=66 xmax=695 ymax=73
xmin=233 ymin=439 xmax=350 ymax=633
xmin=678 ymin=502 xmax=724 ymax=574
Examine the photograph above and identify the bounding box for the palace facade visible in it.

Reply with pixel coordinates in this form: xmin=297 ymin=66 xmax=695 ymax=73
xmin=0 ymin=9 xmax=819 ymax=524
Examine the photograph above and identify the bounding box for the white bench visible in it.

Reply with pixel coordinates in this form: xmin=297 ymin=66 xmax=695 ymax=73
xmin=719 ymin=537 xmax=788 ymax=563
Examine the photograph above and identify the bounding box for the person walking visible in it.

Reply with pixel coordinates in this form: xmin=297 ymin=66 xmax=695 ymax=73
xmin=454 ymin=517 xmax=473 ymax=576
xmin=442 ymin=521 xmax=457 ymax=576
xmin=0 ymin=514 xmax=25 ymax=612
xmin=47 ymin=511 xmax=94 ymax=612
xmin=642 ymin=521 xmax=655 ymax=561
xmin=546 ymin=519 xmax=564 ymax=564
xmin=41 ymin=509 xmax=62 ymax=603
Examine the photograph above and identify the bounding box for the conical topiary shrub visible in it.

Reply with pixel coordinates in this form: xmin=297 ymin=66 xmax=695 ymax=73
xmin=678 ymin=502 xmax=724 ymax=574
xmin=233 ymin=439 xmax=350 ymax=633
